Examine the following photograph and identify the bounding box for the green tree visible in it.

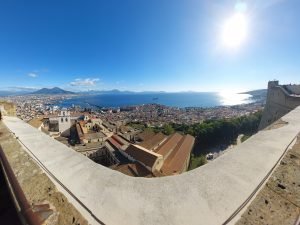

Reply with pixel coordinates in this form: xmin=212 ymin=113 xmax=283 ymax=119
xmin=172 ymin=110 xmax=263 ymax=156
xmin=189 ymin=154 xmax=207 ymax=170
xmin=162 ymin=124 xmax=175 ymax=135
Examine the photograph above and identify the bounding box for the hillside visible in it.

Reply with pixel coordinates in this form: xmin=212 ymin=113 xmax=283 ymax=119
xmin=31 ymin=87 xmax=75 ymax=95
xmin=241 ymin=89 xmax=267 ymax=103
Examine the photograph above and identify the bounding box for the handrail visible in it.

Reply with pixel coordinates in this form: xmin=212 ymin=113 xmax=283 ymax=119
xmin=0 ymin=145 xmax=42 ymax=225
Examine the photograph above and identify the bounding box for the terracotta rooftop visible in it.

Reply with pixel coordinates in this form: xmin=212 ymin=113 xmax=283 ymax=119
xmin=139 ymin=132 xmax=167 ymax=150
xmin=78 ymin=121 xmax=88 ymax=134
xmin=154 ymin=133 xmax=184 ymax=158
xmin=125 ymin=144 xmax=162 ymax=169
xmin=137 ymin=130 xmax=155 ymax=141
xmin=76 ymin=123 xmax=84 ymax=140
xmin=107 ymin=137 xmax=122 ymax=150
xmin=111 ymin=162 xmax=155 ymax=177
xmin=111 ymin=134 xmax=129 ymax=146
xmin=160 ymin=134 xmax=195 ymax=175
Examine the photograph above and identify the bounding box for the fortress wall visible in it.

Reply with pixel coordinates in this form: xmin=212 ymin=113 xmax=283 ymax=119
xmin=285 ymin=84 xmax=300 ymax=95
xmin=0 ymin=101 xmax=16 ymax=117
xmin=259 ymin=82 xmax=300 ymax=130
xmin=3 ymin=106 xmax=300 ymax=225
xmin=0 ymin=121 xmax=88 ymax=225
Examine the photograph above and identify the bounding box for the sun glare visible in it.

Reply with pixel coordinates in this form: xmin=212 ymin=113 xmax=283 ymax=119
xmin=218 ymin=91 xmax=252 ymax=105
xmin=222 ymin=13 xmax=248 ymax=49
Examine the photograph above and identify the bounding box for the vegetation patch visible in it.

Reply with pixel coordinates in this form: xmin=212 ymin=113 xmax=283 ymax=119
xmin=188 ymin=154 xmax=207 ymax=170
xmin=241 ymin=135 xmax=251 ymax=143
xmin=131 ymin=111 xmax=263 ymax=170
xmin=172 ymin=111 xmax=262 ymax=155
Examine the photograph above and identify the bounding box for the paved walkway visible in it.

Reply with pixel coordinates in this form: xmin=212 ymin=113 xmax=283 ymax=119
xmin=3 ymin=106 xmax=300 ymax=225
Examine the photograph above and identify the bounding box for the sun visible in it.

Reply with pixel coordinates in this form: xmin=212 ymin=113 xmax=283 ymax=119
xmin=221 ymin=13 xmax=248 ymax=48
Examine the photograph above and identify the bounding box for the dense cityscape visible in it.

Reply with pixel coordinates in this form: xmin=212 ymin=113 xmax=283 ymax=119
xmin=0 ymin=90 xmax=265 ymax=178
xmin=0 ymin=0 xmax=300 ymax=224
xmin=2 ymin=92 xmax=264 ymax=125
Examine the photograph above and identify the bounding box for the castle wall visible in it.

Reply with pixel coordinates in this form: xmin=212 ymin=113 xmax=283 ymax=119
xmin=0 ymin=101 xmax=16 ymax=117
xmin=259 ymin=82 xmax=300 ymax=130
xmin=3 ymin=107 xmax=300 ymax=225
xmin=285 ymin=84 xmax=300 ymax=95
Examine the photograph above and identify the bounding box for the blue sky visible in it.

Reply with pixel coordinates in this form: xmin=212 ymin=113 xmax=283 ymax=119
xmin=0 ymin=0 xmax=299 ymax=92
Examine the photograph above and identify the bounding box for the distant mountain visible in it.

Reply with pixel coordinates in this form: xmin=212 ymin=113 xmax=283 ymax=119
xmin=79 ymin=89 xmax=167 ymax=95
xmin=0 ymin=90 xmax=34 ymax=96
xmin=96 ymin=89 xmax=131 ymax=95
xmin=241 ymin=89 xmax=267 ymax=103
xmin=31 ymin=87 xmax=75 ymax=95
xmin=0 ymin=91 xmax=17 ymax=96
xmin=79 ymin=89 xmax=135 ymax=95
xmin=242 ymin=89 xmax=267 ymax=97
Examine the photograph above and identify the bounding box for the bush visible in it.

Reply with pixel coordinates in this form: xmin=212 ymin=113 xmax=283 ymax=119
xmin=189 ymin=154 xmax=207 ymax=170
xmin=173 ymin=110 xmax=262 ymax=155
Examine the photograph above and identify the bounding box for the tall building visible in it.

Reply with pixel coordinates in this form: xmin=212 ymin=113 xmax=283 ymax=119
xmin=58 ymin=110 xmax=71 ymax=134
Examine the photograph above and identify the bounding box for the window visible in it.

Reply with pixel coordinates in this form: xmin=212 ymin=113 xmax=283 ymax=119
xmin=61 ymin=118 xmax=63 ymax=123
xmin=65 ymin=118 xmax=68 ymax=122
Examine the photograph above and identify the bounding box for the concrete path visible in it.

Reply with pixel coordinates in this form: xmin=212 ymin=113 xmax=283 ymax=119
xmin=3 ymin=106 xmax=300 ymax=225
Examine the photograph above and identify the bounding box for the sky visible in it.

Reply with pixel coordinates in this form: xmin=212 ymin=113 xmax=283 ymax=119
xmin=0 ymin=0 xmax=300 ymax=92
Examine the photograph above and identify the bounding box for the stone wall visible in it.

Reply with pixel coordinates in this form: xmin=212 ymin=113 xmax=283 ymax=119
xmin=4 ymin=107 xmax=300 ymax=225
xmin=0 ymin=121 xmax=88 ymax=225
xmin=259 ymin=81 xmax=300 ymax=130
xmin=285 ymin=84 xmax=300 ymax=95
xmin=236 ymin=134 xmax=300 ymax=225
xmin=0 ymin=101 xmax=16 ymax=117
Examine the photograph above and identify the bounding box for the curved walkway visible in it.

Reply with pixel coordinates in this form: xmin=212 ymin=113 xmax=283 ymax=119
xmin=3 ymin=106 xmax=300 ymax=225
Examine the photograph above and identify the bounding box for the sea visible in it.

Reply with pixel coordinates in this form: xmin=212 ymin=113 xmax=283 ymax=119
xmin=57 ymin=92 xmax=254 ymax=109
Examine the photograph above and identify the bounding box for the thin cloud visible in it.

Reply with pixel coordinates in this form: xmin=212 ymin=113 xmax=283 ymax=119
xmin=33 ymin=68 xmax=49 ymax=73
xmin=70 ymin=78 xmax=100 ymax=87
xmin=27 ymin=68 xmax=48 ymax=78
xmin=8 ymin=86 xmax=39 ymax=91
xmin=28 ymin=73 xmax=38 ymax=78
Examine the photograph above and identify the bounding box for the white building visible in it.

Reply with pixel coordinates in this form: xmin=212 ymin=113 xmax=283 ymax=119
xmin=48 ymin=110 xmax=81 ymax=136
xmin=58 ymin=110 xmax=71 ymax=134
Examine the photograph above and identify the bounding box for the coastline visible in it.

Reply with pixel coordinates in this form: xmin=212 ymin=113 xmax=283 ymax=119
xmin=54 ymin=92 xmax=256 ymax=109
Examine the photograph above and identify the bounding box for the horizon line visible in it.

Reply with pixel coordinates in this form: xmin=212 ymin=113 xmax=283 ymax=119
xmin=0 ymin=86 xmax=267 ymax=94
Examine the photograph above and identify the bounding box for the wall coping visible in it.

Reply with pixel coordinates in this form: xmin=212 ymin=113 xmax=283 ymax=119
xmin=3 ymin=106 xmax=300 ymax=225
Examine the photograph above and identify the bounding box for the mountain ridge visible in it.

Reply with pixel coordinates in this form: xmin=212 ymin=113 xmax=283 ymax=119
xmin=31 ymin=87 xmax=75 ymax=95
